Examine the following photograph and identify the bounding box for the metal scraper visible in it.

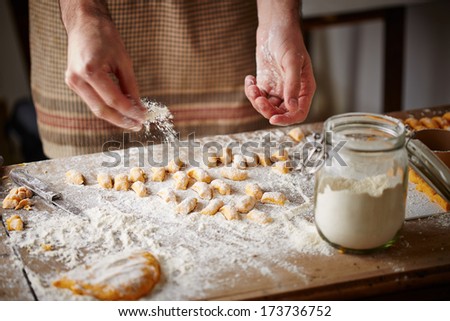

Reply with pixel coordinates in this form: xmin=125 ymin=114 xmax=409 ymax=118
xmin=9 ymin=169 xmax=83 ymax=216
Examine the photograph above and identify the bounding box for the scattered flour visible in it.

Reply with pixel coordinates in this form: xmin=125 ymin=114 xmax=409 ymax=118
xmin=141 ymin=98 xmax=177 ymax=142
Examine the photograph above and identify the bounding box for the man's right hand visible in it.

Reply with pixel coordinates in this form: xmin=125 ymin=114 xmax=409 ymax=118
xmin=60 ymin=0 xmax=146 ymax=131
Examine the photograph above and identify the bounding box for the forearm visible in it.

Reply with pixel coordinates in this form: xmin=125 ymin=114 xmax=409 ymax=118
xmin=257 ymin=0 xmax=301 ymax=26
xmin=59 ymin=0 xmax=112 ymax=34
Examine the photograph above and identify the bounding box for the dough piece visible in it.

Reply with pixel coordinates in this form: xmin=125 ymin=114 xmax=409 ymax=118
xmin=220 ymin=167 xmax=248 ymax=181
xmin=129 ymin=167 xmax=146 ymax=183
xmin=247 ymin=209 xmax=273 ymax=224
xmin=2 ymin=195 xmax=20 ymax=209
xmin=232 ymin=154 xmax=247 ymax=169
xmin=432 ymin=116 xmax=448 ymax=128
xmin=6 ymin=215 xmax=24 ymax=231
xmin=166 ymin=157 xmax=184 ymax=173
xmin=157 ymin=188 xmax=177 ymax=203
xmin=2 ymin=186 xmax=33 ymax=209
xmin=172 ymin=171 xmax=190 ymax=190
xmin=219 ymin=204 xmax=240 ymax=221
xmin=245 ymin=183 xmax=263 ymax=200
xmin=219 ymin=147 xmax=233 ymax=165
xmin=114 ymin=174 xmax=130 ymax=191
xmin=131 ymin=181 xmax=147 ymax=197
xmin=272 ymin=160 xmax=292 ymax=174
xmin=271 ymin=148 xmax=289 ymax=162
xmin=243 ymin=152 xmax=259 ymax=167
xmin=17 ymin=186 xmax=33 ymax=199
xmin=41 ymin=244 xmax=54 ymax=251
xmin=404 ymin=117 xmax=420 ymax=129
xmin=97 ymin=173 xmax=113 ymax=189
xmin=176 ymin=197 xmax=198 ymax=214
xmin=187 ymin=167 xmax=212 ymax=183
xmin=419 ymin=117 xmax=439 ymax=129
xmin=151 ymin=167 xmax=166 ymax=182
xmin=235 ymin=195 xmax=256 ymax=213
xmin=288 ymin=127 xmax=305 ymax=142
xmin=205 ymin=151 xmax=219 ymax=168
xmin=53 ymin=250 xmax=160 ymax=301
xmin=261 ymin=192 xmax=287 ymax=206
xmin=191 ymin=182 xmax=213 ymax=200
xmin=443 ymin=112 xmax=450 ymax=122
xmin=15 ymin=198 xmax=32 ymax=210
xmin=257 ymin=153 xmax=272 ymax=166
xmin=210 ymin=179 xmax=231 ymax=195
xmin=65 ymin=170 xmax=85 ymax=185
xmin=200 ymin=199 xmax=224 ymax=216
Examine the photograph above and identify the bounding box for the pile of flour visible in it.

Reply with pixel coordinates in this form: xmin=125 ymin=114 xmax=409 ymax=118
xmin=315 ymin=174 xmax=405 ymax=250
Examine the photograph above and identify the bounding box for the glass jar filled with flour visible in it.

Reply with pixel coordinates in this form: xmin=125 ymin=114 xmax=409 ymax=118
xmin=314 ymin=113 xmax=408 ymax=253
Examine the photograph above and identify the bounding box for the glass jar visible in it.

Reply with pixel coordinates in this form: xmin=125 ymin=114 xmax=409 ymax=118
xmin=314 ymin=113 xmax=408 ymax=253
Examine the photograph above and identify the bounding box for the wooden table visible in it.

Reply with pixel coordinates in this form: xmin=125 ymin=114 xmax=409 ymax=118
xmin=1 ymin=107 xmax=449 ymax=301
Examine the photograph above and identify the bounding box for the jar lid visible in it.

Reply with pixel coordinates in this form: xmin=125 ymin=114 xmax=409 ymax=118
xmin=406 ymin=129 xmax=450 ymax=203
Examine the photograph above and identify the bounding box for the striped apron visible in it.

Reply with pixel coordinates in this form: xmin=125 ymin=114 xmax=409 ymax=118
xmin=30 ymin=0 xmax=268 ymax=158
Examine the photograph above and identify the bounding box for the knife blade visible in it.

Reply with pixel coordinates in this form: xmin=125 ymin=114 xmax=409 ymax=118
xmin=9 ymin=169 xmax=83 ymax=216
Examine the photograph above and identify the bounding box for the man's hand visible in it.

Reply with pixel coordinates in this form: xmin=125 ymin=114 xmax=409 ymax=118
xmin=60 ymin=0 xmax=146 ymax=131
xmin=245 ymin=0 xmax=315 ymax=126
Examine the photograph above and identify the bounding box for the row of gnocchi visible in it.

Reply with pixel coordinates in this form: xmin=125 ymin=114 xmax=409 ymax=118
xmin=172 ymin=186 xmax=286 ymax=225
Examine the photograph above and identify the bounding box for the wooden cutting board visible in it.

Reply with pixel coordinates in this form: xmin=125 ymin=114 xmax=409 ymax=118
xmin=1 ymin=120 xmax=449 ymax=300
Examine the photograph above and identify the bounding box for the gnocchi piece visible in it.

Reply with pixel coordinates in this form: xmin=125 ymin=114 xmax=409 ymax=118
xmin=271 ymin=148 xmax=289 ymax=162
xmin=432 ymin=116 xmax=448 ymax=128
xmin=200 ymin=199 xmax=224 ymax=216
xmin=245 ymin=183 xmax=263 ymax=200
xmin=17 ymin=186 xmax=33 ymax=199
xmin=187 ymin=167 xmax=212 ymax=183
xmin=220 ymin=167 xmax=248 ymax=181
xmin=6 ymin=214 xmax=24 ymax=231
xmin=232 ymin=154 xmax=247 ymax=169
xmin=2 ymin=196 xmax=19 ymax=209
xmin=15 ymin=198 xmax=32 ymax=210
xmin=443 ymin=112 xmax=450 ymax=122
xmin=151 ymin=167 xmax=166 ymax=182
xmin=191 ymin=182 xmax=213 ymax=200
xmin=166 ymin=157 xmax=185 ymax=173
xmin=97 ymin=173 xmax=113 ymax=189
xmin=65 ymin=170 xmax=85 ymax=185
xmin=210 ymin=179 xmax=231 ymax=195
xmin=272 ymin=160 xmax=292 ymax=175
xmin=176 ymin=197 xmax=198 ymax=215
xmin=288 ymin=127 xmax=305 ymax=142
xmin=129 ymin=167 xmax=146 ymax=183
xmin=131 ymin=181 xmax=148 ymax=197
xmin=173 ymin=171 xmax=190 ymax=190
xmin=114 ymin=174 xmax=130 ymax=191
xmin=419 ymin=117 xmax=439 ymax=129
xmin=219 ymin=204 xmax=240 ymax=221
xmin=219 ymin=147 xmax=233 ymax=165
xmin=256 ymin=153 xmax=272 ymax=167
xmin=235 ymin=195 xmax=256 ymax=213
xmin=243 ymin=152 xmax=259 ymax=167
xmin=261 ymin=192 xmax=287 ymax=206
xmin=247 ymin=209 xmax=273 ymax=224
xmin=157 ymin=188 xmax=177 ymax=203
xmin=205 ymin=151 xmax=219 ymax=168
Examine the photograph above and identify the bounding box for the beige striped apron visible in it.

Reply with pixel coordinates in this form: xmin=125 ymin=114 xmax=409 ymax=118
xmin=29 ymin=0 xmax=268 ymax=158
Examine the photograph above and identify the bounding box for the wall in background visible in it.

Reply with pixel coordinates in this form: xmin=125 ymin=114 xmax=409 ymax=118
xmin=307 ymin=0 xmax=450 ymax=120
